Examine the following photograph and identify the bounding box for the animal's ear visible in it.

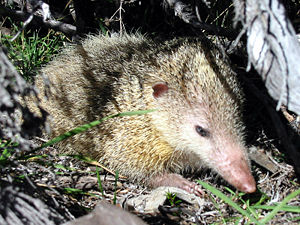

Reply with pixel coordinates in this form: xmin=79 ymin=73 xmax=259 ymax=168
xmin=152 ymin=82 xmax=168 ymax=98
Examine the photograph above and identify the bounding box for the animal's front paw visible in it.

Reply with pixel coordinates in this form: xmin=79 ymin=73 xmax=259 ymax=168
xmin=149 ymin=173 xmax=204 ymax=197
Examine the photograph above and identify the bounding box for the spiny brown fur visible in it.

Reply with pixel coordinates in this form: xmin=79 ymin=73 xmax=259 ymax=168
xmin=33 ymin=34 xmax=247 ymax=186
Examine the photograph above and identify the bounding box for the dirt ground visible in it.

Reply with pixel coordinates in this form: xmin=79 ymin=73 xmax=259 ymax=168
xmin=1 ymin=134 xmax=299 ymax=225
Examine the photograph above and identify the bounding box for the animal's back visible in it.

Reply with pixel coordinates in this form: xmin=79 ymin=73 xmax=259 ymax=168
xmin=36 ymin=34 xmax=177 ymax=180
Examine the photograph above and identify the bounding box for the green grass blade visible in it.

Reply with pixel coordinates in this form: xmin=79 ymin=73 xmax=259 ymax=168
xmin=260 ymin=188 xmax=300 ymax=224
xmin=197 ymin=180 xmax=261 ymax=225
xmin=96 ymin=166 xmax=104 ymax=196
xmin=117 ymin=109 xmax=157 ymax=116
xmin=208 ymin=192 xmax=227 ymax=224
xmin=113 ymin=170 xmax=119 ymax=205
xmin=64 ymin=187 xmax=85 ymax=194
xmin=39 ymin=109 xmax=156 ymax=149
xmin=290 ymin=216 xmax=300 ymax=221
xmin=252 ymin=205 xmax=300 ymax=213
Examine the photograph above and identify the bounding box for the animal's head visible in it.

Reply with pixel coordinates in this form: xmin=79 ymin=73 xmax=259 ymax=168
xmin=149 ymin=48 xmax=256 ymax=193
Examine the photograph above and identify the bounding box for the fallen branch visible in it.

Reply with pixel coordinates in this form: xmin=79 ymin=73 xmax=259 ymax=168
xmin=0 ymin=5 xmax=76 ymax=36
xmin=164 ymin=0 xmax=238 ymax=38
xmin=233 ymin=0 xmax=300 ymax=115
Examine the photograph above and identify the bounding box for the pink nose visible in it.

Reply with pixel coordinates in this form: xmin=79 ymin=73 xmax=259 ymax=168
xmin=235 ymin=175 xmax=256 ymax=193
xmin=218 ymin=156 xmax=256 ymax=193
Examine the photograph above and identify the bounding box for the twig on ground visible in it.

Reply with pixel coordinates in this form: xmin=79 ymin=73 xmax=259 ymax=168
xmin=0 ymin=5 xmax=76 ymax=37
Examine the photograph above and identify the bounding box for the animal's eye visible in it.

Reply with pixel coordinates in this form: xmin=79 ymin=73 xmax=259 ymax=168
xmin=195 ymin=125 xmax=210 ymax=137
